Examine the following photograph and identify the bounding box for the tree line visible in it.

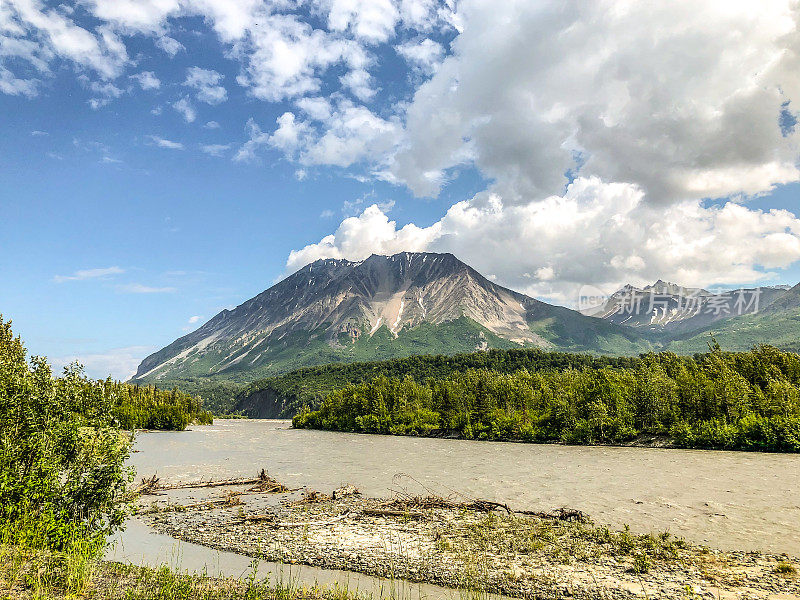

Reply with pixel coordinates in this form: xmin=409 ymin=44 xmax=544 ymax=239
xmin=293 ymin=344 xmax=800 ymax=452
xmin=239 ymin=347 xmax=641 ymax=417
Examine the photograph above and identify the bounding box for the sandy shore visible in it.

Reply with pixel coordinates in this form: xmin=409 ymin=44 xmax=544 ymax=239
xmin=136 ymin=479 xmax=800 ymax=600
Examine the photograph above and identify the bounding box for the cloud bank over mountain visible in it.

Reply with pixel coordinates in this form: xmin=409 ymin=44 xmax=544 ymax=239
xmin=3 ymin=0 xmax=799 ymax=305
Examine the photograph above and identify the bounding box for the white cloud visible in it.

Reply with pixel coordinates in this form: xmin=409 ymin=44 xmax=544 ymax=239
xmin=287 ymin=203 xmax=440 ymax=271
xmin=393 ymin=1 xmax=800 ymax=202
xmin=339 ymin=68 xmax=375 ymax=101
xmin=116 ymin=283 xmax=177 ymax=293
xmin=300 ymin=102 xmax=400 ymax=167
xmin=85 ymin=79 xmax=124 ymax=109
xmin=288 ymin=177 xmax=800 ymax=304
xmin=184 ymin=66 xmax=227 ymax=104
xmin=233 ymin=117 xmax=270 ymax=162
xmin=51 ymin=345 xmax=155 ymax=381
xmin=155 ymin=35 xmax=183 ymax=56
xmin=200 ymin=143 xmax=230 ymax=156
xmin=268 ymin=111 xmax=312 ymax=155
xmin=130 ymin=70 xmax=160 ymax=90
xmin=395 ymin=37 xmax=443 ymax=74
xmin=204 ymin=120 xmax=221 ymax=129
xmin=2 ymin=1 xmax=128 ymax=80
xmin=0 ymin=67 xmax=38 ymax=96
xmin=30 ymin=129 xmax=48 ymax=136
xmin=146 ymin=135 xmax=183 ymax=149
xmin=295 ymin=96 xmax=332 ymax=121
xmin=53 ymin=265 xmax=124 ymax=283
xmin=172 ymin=96 xmax=196 ymax=122
xmin=325 ymin=0 xmax=399 ymax=43
xmin=182 ymin=314 xmax=204 ymax=331
xmin=295 ymin=168 xmax=308 ymax=180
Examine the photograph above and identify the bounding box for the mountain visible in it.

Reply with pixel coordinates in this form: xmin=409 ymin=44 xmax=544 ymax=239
xmin=132 ymin=252 xmax=653 ymax=383
xmin=594 ymin=281 xmax=789 ymax=333
xmin=662 ymin=282 xmax=800 ymax=354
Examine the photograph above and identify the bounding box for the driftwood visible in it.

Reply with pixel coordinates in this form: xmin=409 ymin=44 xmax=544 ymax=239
xmin=245 ymin=469 xmax=290 ymax=493
xmin=135 ymin=470 xmax=291 ymax=493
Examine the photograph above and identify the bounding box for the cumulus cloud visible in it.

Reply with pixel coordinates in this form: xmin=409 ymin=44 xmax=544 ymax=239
xmin=287 ymin=203 xmax=440 ymax=271
xmin=395 ymin=37 xmax=443 ymax=74
xmin=155 ymin=35 xmax=183 ymax=56
xmin=325 ymin=0 xmax=399 ymax=43
xmin=1 ymin=0 xmax=128 ymax=82
xmin=236 ymin=102 xmax=400 ymax=167
xmin=232 ymin=12 xmax=371 ymax=102
xmin=292 ymin=100 xmax=400 ymax=167
xmin=130 ymin=70 xmax=160 ymax=90
xmin=53 ymin=265 xmax=124 ymax=283
xmin=392 ymin=1 xmax=800 ymax=202
xmin=288 ymin=177 xmax=800 ymax=304
xmin=184 ymin=66 xmax=227 ymax=104
xmin=172 ymin=96 xmax=196 ymax=122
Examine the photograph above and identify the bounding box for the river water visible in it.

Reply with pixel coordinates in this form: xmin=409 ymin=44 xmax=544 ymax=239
xmin=116 ymin=419 xmax=800 ymax=559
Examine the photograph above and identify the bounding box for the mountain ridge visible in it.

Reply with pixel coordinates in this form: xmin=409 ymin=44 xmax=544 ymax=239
xmin=132 ymin=252 xmax=653 ymax=382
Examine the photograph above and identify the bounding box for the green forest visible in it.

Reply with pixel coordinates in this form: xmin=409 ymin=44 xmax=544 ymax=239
xmin=294 ymin=344 xmax=800 ymax=452
xmin=237 ymin=347 xmax=642 ymax=417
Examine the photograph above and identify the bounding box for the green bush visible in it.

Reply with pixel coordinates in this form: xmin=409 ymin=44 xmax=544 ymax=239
xmin=0 ymin=317 xmax=131 ymax=553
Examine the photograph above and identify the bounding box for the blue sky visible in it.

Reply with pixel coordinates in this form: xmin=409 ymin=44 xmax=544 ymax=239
xmin=1 ymin=1 xmax=799 ymax=378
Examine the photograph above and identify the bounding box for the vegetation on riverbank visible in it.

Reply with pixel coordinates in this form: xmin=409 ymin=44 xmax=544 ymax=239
xmin=0 ymin=552 xmax=372 ymax=600
xmin=0 ymin=316 xmax=212 ymax=599
xmin=294 ymin=344 xmax=800 ymax=452
xmin=236 ymin=348 xmax=640 ymax=417
xmin=0 ymin=316 xmax=133 ymax=598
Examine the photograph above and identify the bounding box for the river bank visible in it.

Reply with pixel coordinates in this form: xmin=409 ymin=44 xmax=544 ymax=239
xmin=137 ymin=478 xmax=800 ymax=600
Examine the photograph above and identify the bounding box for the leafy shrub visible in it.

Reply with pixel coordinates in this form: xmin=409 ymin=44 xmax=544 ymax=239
xmin=0 ymin=317 xmax=131 ymax=553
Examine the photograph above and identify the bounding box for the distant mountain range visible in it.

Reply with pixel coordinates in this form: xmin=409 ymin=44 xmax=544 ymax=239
xmin=131 ymin=252 xmax=800 ymax=384
xmin=588 ymin=280 xmax=790 ymax=333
